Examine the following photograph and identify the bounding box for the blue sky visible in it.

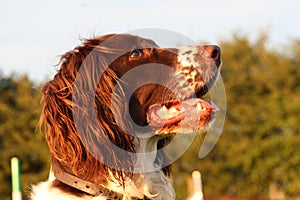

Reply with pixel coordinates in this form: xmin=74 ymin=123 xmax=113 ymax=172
xmin=0 ymin=0 xmax=299 ymax=82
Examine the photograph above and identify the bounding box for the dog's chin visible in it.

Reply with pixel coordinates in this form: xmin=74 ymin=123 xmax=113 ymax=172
xmin=146 ymin=98 xmax=219 ymax=135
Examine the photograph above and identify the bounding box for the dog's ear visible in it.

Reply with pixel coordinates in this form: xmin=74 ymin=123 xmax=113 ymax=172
xmin=40 ymin=37 xmax=135 ymax=186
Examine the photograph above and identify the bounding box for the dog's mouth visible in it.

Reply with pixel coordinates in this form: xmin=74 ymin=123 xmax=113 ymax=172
xmin=147 ymin=92 xmax=219 ymax=135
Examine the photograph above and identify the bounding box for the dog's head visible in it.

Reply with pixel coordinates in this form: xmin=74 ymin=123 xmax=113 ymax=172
xmin=40 ymin=34 xmax=220 ymax=186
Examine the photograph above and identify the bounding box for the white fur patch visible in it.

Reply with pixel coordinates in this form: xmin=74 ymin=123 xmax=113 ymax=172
xmin=30 ymin=181 xmax=106 ymax=200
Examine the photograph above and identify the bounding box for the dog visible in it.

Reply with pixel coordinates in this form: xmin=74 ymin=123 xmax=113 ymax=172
xmin=30 ymin=33 xmax=221 ymax=200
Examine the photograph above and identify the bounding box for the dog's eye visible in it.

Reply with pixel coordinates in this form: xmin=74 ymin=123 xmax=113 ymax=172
xmin=130 ymin=49 xmax=142 ymax=58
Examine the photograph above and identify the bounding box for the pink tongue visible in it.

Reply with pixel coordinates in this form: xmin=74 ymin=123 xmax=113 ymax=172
xmin=147 ymin=98 xmax=219 ymax=127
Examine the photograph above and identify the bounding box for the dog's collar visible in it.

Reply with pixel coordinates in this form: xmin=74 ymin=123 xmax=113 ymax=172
xmin=54 ymin=170 xmax=125 ymax=199
xmin=53 ymin=168 xmax=149 ymax=199
xmin=53 ymin=171 xmax=148 ymax=199
xmin=54 ymin=170 xmax=103 ymax=196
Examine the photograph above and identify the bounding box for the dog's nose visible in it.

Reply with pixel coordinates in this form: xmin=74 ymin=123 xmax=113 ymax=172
xmin=203 ymin=45 xmax=221 ymax=65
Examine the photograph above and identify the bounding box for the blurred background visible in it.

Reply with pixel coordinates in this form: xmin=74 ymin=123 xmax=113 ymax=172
xmin=0 ymin=0 xmax=299 ymax=199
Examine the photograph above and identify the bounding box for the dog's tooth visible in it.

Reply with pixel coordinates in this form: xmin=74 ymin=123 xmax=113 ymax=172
xmin=157 ymin=105 xmax=168 ymax=118
xmin=196 ymin=103 xmax=202 ymax=111
xmin=162 ymin=105 xmax=167 ymax=111
xmin=169 ymin=107 xmax=178 ymax=115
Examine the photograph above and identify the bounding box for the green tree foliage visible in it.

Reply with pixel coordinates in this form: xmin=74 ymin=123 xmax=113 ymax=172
xmin=0 ymin=74 xmax=50 ymax=200
xmin=174 ymin=34 xmax=300 ymax=199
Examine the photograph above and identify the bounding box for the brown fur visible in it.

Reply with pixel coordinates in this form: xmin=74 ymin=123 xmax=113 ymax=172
xmin=39 ymin=34 xmax=172 ymax=190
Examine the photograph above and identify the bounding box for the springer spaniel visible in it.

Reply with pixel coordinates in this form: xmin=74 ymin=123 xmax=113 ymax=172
xmin=31 ymin=34 xmax=221 ymax=200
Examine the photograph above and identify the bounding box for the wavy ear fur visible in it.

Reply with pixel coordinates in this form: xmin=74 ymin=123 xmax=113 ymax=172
xmin=40 ymin=35 xmax=137 ymax=186
xmin=39 ymin=34 xmax=172 ymax=189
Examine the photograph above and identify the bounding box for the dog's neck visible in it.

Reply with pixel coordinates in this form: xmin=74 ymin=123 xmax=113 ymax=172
xmin=46 ymin=134 xmax=175 ymax=199
xmin=134 ymin=135 xmax=161 ymax=173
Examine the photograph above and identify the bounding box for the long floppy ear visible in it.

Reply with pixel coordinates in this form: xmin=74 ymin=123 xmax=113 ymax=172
xmin=39 ymin=36 xmax=136 ymax=186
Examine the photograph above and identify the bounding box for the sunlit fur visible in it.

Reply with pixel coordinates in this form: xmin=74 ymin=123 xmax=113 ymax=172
xmin=32 ymin=34 xmax=173 ymax=200
xmin=31 ymin=33 xmax=220 ymax=200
